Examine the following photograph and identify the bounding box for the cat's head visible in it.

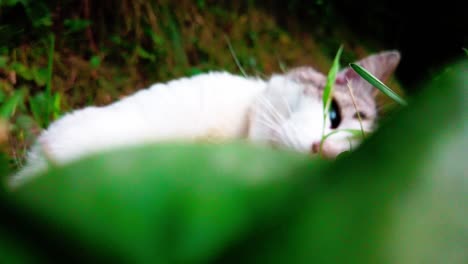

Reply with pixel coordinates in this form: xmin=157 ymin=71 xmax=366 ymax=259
xmin=248 ymin=50 xmax=400 ymax=158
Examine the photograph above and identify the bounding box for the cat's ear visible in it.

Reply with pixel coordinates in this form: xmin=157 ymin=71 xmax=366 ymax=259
xmin=336 ymin=50 xmax=401 ymax=94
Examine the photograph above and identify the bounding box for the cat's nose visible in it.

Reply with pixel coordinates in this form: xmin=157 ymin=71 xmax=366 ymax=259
xmin=311 ymin=141 xmax=321 ymax=154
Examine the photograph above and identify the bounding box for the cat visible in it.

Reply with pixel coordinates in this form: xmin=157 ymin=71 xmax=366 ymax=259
xmin=7 ymin=50 xmax=400 ymax=188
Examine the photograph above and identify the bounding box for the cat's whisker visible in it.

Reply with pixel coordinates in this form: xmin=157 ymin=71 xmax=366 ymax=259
xmin=279 ymin=94 xmax=293 ymax=117
xmin=256 ymin=97 xmax=281 ymax=122
xmin=255 ymin=107 xmax=298 ymax=149
xmin=284 ymin=125 xmax=302 ymax=150
xmin=256 ymin=107 xmax=280 ymax=128
xmin=257 ymin=96 xmax=286 ymax=124
xmin=256 ymin=117 xmax=283 ymax=135
xmin=256 ymin=95 xmax=303 ymax=150
xmin=284 ymin=119 xmax=302 ymax=149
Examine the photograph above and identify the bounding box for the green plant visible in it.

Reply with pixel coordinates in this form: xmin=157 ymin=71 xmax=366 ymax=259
xmin=0 ymin=89 xmax=24 ymax=119
xmin=350 ymin=63 xmax=407 ymax=106
xmin=64 ymin=18 xmax=92 ymax=34
xmin=320 ymin=45 xmax=343 ymax=153
xmin=27 ymin=34 xmax=60 ymax=128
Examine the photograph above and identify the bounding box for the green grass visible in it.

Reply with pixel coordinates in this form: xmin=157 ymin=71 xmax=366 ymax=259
xmin=320 ymin=45 xmax=343 ymax=154
xmin=26 ymin=34 xmax=61 ymax=129
xmin=0 ymin=89 xmax=24 ymax=119
xmin=350 ymin=63 xmax=407 ymax=106
xmin=225 ymin=35 xmax=247 ymax=77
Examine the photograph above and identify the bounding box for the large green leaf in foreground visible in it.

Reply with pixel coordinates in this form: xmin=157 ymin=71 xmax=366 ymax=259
xmin=1 ymin=60 xmax=467 ymax=263
xmin=3 ymin=143 xmax=321 ymax=263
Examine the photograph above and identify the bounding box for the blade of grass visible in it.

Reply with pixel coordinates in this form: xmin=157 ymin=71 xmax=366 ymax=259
xmin=350 ymin=63 xmax=407 ymax=106
xmin=322 ymin=129 xmax=364 ymax=142
xmin=320 ymin=45 xmax=343 ymax=155
xmin=224 ymin=35 xmax=247 ymax=77
xmin=346 ymin=81 xmax=365 ymax=138
xmin=53 ymin=93 xmax=61 ymax=120
xmin=0 ymin=90 xmax=24 ymax=119
xmin=319 ymin=128 xmax=364 ymax=158
xmin=45 ymin=33 xmax=55 ymax=126
xmin=322 ymin=45 xmax=343 ymax=115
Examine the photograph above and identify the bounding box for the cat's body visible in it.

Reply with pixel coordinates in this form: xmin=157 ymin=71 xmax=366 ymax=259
xmin=8 ymin=50 xmax=401 ymax=188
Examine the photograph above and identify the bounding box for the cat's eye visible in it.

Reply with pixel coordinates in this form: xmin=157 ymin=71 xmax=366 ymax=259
xmin=329 ymin=99 xmax=341 ymax=129
xmin=353 ymin=111 xmax=367 ymax=120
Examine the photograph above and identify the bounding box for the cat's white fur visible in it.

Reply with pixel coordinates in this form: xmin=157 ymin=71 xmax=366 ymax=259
xmin=8 ymin=50 xmax=401 ymax=188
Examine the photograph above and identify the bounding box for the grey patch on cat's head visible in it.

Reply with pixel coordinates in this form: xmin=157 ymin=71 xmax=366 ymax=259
xmin=286 ymin=66 xmax=327 ymax=86
xmin=285 ymin=66 xmax=326 ymax=99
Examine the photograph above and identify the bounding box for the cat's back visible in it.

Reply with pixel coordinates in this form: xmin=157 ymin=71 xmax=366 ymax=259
xmin=36 ymin=71 xmax=267 ymax=162
xmin=119 ymin=71 xmax=266 ymax=111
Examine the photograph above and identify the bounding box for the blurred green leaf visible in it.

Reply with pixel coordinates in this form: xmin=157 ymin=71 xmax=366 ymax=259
xmin=196 ymin=0 xmax=206 ymax=9
xmin=44 ymin=33 xmax=55 ymax=127
xmin=135 ymin=46 xmax=155 ymax=61
xmin=322 ymin=45 xmax=343 ymax=114
xmin=0 ymin=89 xmax=24 ymax=118
xmin=10 ymin=62 xmax=33 ymax=81
xmin=187 ymin=67 xmax=203 ymax=76
xmin=24 ymin=1 xmax=52 ymax=28
xmin=144 ymin=27 xmax=165 ymax=46
xmin=0 ymin=230 xmax=34 ymax=264
xmin=52 ymin=92 xmax=61 ymax=120
xmin=0 ymin=56 xmax=8 ymax=68
xmin=64 ymin=19 xmax=92 ymax=34
xmin=322 ymin=129 xmax=363 ymax=141
xmin=0 ymin=89 xmax=5 ymax=103
xmin=1 ymin=0 xmax=29 ymax=7
xmin=350 ymin=63 xmax=407 ymax=106
xmin=9 ymin=143 xmax=316 ymax=263
xmin=0 ymin=152 xmax=10 ymax=178
xmin=32 ymin=67 xmax=48 ymax=86
xmin=89 ymin=56 xmax=101 ymax=69
xmin=29 ymin=92 xmax=48 ymax=128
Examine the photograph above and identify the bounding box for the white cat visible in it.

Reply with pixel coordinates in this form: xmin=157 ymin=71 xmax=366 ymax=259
xmin=8 ymin=50 xmax=400 ymax=188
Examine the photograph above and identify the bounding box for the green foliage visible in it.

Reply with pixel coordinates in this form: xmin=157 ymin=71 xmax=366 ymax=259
xmin=0 ymin=0 xmax=52 ymax=31
xmin=320 ymin=45 xmax=343 ymax=153
xmin=2 ymin=60 xmax=466 ymax=263
xmin=64 ymin=19 xmax=92 ymax=34
xmin=322 ymin=45 xmax=343 ymax=121
xmin=0 ymin=151 xmax=10 ymax=177
xmin=0 ymin=56 xmax=7 ymax=68
xmin=89 ymin=55 xmax=101 ymax=69
xmin=350 ymin=63 xmax=407 ymax=106
xmin=0 ymin=89 xmax=24 ymax=119
xmin=44 ymin=33 xmax=57 ymax=126
xmin=6 ymin=143 xmax=316 ymax=263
